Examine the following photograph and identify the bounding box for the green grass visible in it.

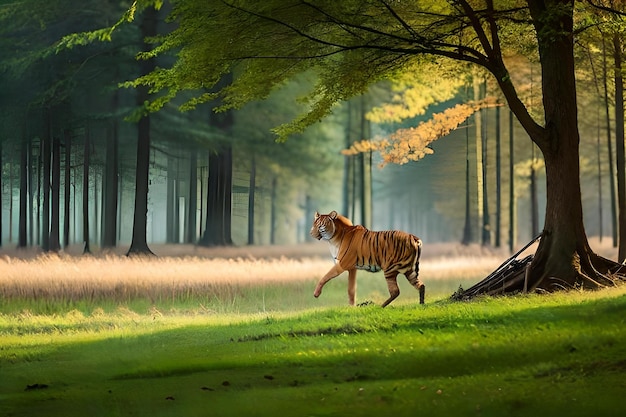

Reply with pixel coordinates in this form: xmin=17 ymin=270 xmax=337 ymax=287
xmin=1 ymin=285 xmax=625 ymax=417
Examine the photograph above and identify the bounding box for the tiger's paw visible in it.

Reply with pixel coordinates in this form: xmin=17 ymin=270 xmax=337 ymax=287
xmin=357 ymin=300 xmax=374 ymax=307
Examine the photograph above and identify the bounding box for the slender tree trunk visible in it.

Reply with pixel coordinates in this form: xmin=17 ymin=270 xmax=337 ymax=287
xmin=342 ymin=102 xmax=352 ymax=218
xmin=613 ymin=34 xmax=626 ymax=262
xmin=63 ymin=130 xmax=71 ymax=248
xmin=49 ymin=136 xmax=61 ymax=253
xmin=42 ymin=116 xmax=51 ymax=252
xmin=473 ymin=73 xmax=484 ymax=243
xmin=127 ymin=6 xmax=157 ymax=256
xmin=462 ymin=118 xmax=472 ymax=245
xmin=495 ymin=106 xmax=502 ymax=247
xmin=18 ymin=132 xmax=27 ymax=248
xmin=481 ymin=82 xmax=490 ymax=246
xmin=530 ymin=145 xmax=539 ymax=237
xmin=83 ymin=128 xmax=90 ymax=254
xmin=508 ymin=109 xmax=516 ymax=252
xmin=186 ymin=150 xmax=197 ymax=244
xmin=28 ymin=138 xmax=34 ymax=246
xmin=270 ymin=176 xmax=277 ymax=245
xmin=166 ymin=155 xmax=176 ymax=243
xmin=102 ymin=121 xmax=119 ymax=249
xmin=247 ymin=154 xmax=256 ymax=245
xmin=601 ymin=36 xmax=617 ymax=247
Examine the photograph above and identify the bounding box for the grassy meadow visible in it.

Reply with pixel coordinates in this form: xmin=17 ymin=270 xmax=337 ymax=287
xmin=1 ymin=241 xmax=625 ymax=416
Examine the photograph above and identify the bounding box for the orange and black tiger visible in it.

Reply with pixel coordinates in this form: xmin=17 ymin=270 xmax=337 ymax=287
xmin=310 ymin=210 xmax=424 ymax=307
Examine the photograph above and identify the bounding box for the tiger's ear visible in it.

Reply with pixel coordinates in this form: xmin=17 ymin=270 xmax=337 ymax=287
xmin=314 ymin=211 xmax=320 ymax=219
xmin=329 ymin=210 xmax=338 ymax=219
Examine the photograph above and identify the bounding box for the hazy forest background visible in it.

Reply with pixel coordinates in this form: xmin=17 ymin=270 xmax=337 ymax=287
xmin=0 ymin=0 xmax=622 ymax=255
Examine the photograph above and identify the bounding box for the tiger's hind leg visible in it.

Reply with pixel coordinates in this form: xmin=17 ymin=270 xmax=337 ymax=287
xmin=382 ymin=272 xmax=400 ymax=308
xmin=405 ymin=271 xmax=425 ymax=305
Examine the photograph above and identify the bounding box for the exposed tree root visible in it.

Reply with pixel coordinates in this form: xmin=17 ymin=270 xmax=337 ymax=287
xmin=452 ymin=234 xmax=626 ymax=301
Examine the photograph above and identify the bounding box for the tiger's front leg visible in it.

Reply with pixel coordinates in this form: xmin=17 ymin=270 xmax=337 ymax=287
xmin=314 ymin=264 xmax=347 ymax=299
xmin=347 ymin=268 xmax=357 ymax=306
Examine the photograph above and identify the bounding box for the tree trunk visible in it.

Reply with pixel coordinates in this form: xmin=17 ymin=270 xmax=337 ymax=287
xmin=270 ymin=176 xmax=277 ymax=245
xmin=473 ymin=73 xmax=484 ymax=245
xmin=49 ymin=136 xmax=61 ymax=253
xmin=601 ymin=36 xmax=618 ymax=247
xmin=82 ymin=128 xmax=91 ymax=254
xmin=462 ymin=118 xmax=472 ymax=245
xmin=127 ymin=7 xmax=157 ymax=256
xmin=495 ymin=105 xmax=502 ymax=248
xmin=186 ymin=149 xmax=197 ymax=244
xmin=102 ymin=121 xmax=119 ymax=249
xmin=613 ymin=34 xmax=626 ymax=262
xmin=18 ymin=130 xmax=27 ymax=248
xmin=42 ymin=117 xmax=51 ymax=252
xmin=508 ymin=109 xmax=516 ymax=252
xmin=63 ymin=130 xmax=71 ymax=248
xmin=247 ymin=154 xmax=256 ymax=245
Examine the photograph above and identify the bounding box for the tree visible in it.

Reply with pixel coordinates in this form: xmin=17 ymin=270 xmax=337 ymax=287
xmin=127 ymin=6 xmax=158 ymax=256
xmin=95 ymin=0 xmax=625 ymax=291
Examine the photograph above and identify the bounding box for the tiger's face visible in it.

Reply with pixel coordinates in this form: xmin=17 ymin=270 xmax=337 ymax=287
xmin=310 ymin=211 xmax=338 ymax=241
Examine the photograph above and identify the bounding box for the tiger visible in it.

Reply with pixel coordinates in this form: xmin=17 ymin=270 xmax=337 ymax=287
xmin=310 ymin=210 xmax=424 ymax=307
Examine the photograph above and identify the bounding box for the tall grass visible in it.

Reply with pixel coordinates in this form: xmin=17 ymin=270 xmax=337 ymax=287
xmin=0 ymin=242 xmax=507 ymax=315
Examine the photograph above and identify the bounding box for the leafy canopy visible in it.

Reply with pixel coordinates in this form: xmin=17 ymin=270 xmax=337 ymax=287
xmin=63 ymin=0 xmax=537 ymax=142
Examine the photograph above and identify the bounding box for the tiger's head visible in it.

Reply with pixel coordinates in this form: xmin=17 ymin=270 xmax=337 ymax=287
xmin=310 ymin=211 xmax=352 ymax=241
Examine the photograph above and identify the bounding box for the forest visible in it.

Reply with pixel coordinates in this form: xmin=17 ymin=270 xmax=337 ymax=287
xmin=0 ymin=0 xmax=624 ymax=263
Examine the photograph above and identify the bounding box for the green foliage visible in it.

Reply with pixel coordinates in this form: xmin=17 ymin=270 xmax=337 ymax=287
xmin=1 ymin=286 xmax=625 ymax=416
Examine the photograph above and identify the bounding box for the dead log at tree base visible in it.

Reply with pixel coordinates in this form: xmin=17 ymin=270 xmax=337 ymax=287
xmin=451 ymin=234 xmax=626 ymax=301
xmin=451 ymin=235 xmax=540 ymax=301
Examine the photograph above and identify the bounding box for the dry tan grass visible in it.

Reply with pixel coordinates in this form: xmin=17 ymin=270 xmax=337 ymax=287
xmin=0 ymin=238 xmax=617 ymax=305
